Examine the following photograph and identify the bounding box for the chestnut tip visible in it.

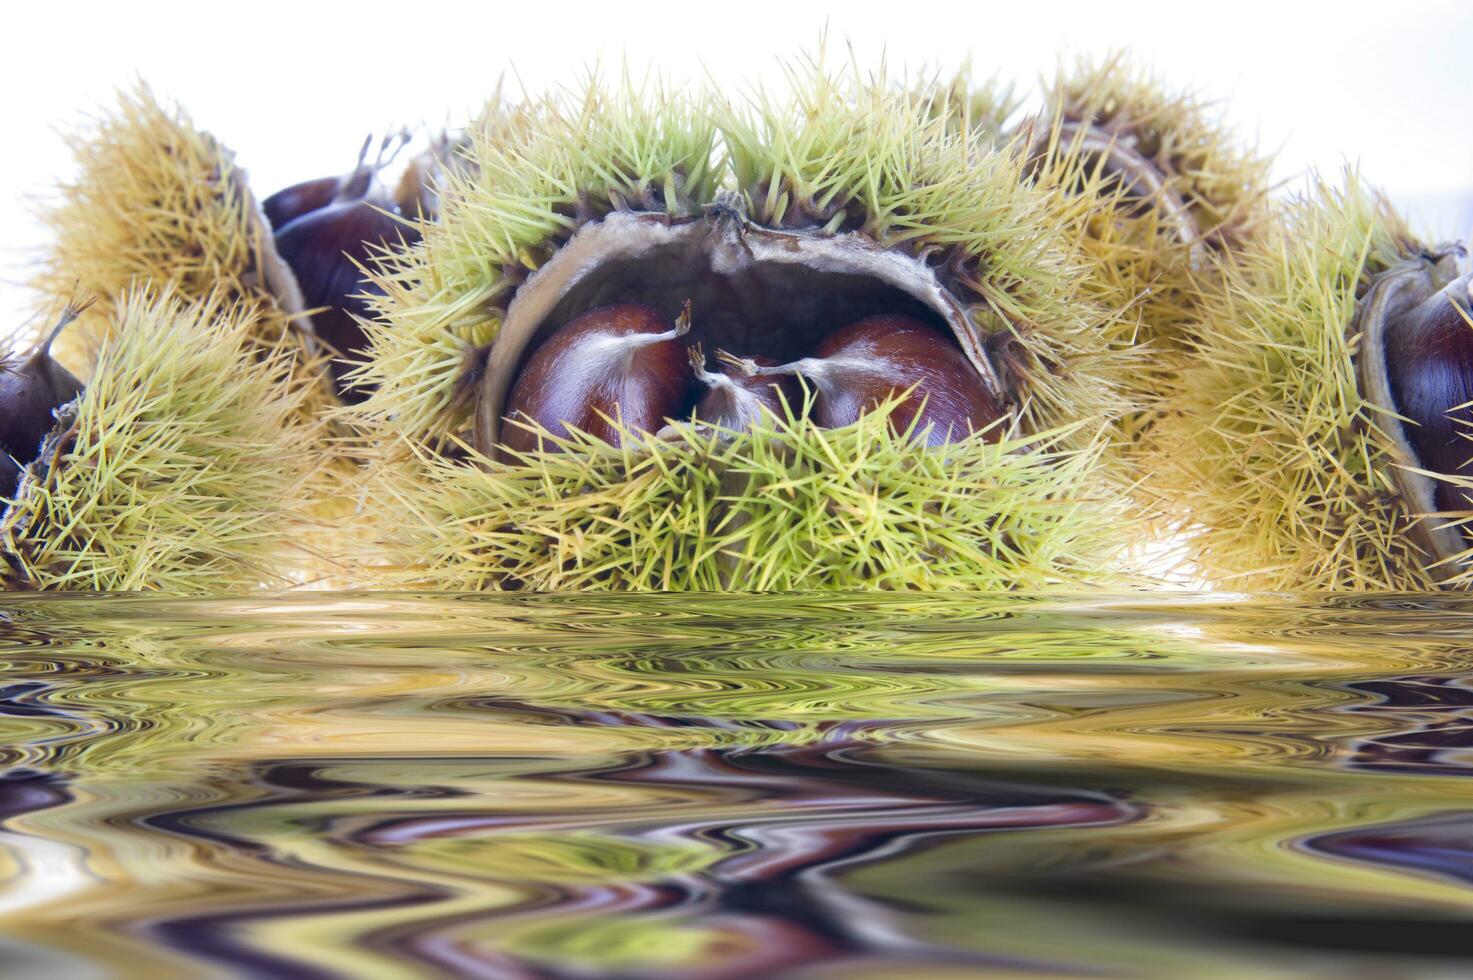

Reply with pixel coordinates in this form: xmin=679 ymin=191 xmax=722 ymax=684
xmin=715 ymin=349 xmax=760 ymax=377
xmin=35 ymin=296 xmax=95 ymax=360
xmin=687 ymin=342 xmax=709 ymax=375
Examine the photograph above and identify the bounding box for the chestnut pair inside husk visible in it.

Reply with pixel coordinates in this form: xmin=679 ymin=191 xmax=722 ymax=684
xmin=483 ymin=205 xmax=1012 ymax=462
xmin=263 ymin=136 xmax=422 ymax=402
xmin=345 ymin=67 xmax=1151 ymax=592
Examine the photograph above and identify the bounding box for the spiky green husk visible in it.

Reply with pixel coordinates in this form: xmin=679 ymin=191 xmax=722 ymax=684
xmin=364 ymin=401 xmax=1131 ymax=591
xmin=32 ymin=85 xmax=329 ymax=400
xmin=0 ymin=291 xmax=320 ymax=591
xmin=920 ymin=66 xmax=1021 ymax=147
xmin=1044 ymin=53 xmax=1270 ymax=255
xmin=354 ymin=60 xmax=1136 ymax=449
xmin=1026 ymin=54 xmax=1273 ymax=445
xmin=1149 ymin=175 xmax=1465 ymax=591
xmin=348 ymin=60 xmax=1144 ymax=590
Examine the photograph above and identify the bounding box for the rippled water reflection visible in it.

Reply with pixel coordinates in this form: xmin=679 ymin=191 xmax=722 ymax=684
xmin=3 ymin=594 xmax=1473 ymax=977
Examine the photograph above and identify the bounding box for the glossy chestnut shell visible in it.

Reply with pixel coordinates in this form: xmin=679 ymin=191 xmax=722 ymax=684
xmin=0 ymin=310 xmax=84 ymax=470
xmin=751 ymin=315 xmax=1008 ymax=446
xmin=273 ymin=200 xmax=418 ymax=401
xmin=1356 ymin=247 xmax=1473 ymax=569
xmin=499 ymin=303 xmax=694 ymax=457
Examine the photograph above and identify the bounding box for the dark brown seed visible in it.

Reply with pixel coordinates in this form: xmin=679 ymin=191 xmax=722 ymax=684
xmin=1384 ymin=278 xmax=1473 ymax=513
xmin=273 ymin=200 xmax=419 ymax=402
xmin=262 ymin=175 xmax=347 ymax=230
xmin=743 ymin=315 xmax=1007 ymax=446
xmin=0 ymin=310 xmax=85 ymax=465
xmin=261 ymin=134 xmax=394 ymax=229
xmin=0 ymin=452 xmax=20 ymax=502
xmin=500 ymin=303 xmax=693 ymax=458
xmin=693 ymin=349 xmax=800 ymax=430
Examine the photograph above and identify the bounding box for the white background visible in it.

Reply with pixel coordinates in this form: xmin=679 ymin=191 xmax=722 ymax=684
xmin=2 ymin=0 xmax=1471 ymax=332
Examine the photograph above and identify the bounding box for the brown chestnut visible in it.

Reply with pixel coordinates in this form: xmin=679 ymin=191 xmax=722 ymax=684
xmin=737 ymin=315 xmax=1007 ymax=446
xmin=1384 ymin=274 xmax=1473 ymax=513
xmin=500 ymin=302 xmax=694 ymax=458
xmin=691 ymin=347 xmax=800 ymax=430
xmin=0 ymin=304 xmax=86 ymax=469
xmin=267 ymin=134 xmax=419 ymax=402
xmin=273 ymin=201 xmax=418 ymax=402
xmin=0 ymin=451 xmax=20 ymax=502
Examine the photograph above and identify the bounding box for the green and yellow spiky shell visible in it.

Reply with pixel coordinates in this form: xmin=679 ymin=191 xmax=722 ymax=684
xmin=1149 ymin=174 xmax=1472 ymax=591
xmin=1042 ymin=54 xmax=1270 ymax=258
xmin=346 ymin=63 xmax=1145 ymax=591
xmin=0 ymin=290 xmax=320 ymax=591
xmin=1023 ymin=55 xmax=1273 ymax=431
xmin=33 ymin=85 xmax=328 ymax=402
xmin=367 ymin=405 xmax=1126 ymax=591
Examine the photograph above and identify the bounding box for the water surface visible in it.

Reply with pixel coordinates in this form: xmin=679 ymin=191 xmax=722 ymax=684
xmin=2 ymin=593 xmax=1472 ymax=977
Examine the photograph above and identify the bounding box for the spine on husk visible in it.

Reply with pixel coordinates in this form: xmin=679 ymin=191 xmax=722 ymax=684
xmin=345 ymin=59 xmax=1147 ymax=591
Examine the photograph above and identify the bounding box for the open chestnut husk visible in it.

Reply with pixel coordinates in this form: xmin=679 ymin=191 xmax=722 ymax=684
xmin=349 ymin=67 xmax=1153 ymax=592
xmin=471 ymin=206 xmax=1014 ymax=462
xmin=1149 ymin=173 xmax=1473 ymax=591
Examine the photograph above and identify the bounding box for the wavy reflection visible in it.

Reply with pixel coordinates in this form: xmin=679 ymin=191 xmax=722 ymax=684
xmin=1 ymin=594 xmax=1473 ymax=975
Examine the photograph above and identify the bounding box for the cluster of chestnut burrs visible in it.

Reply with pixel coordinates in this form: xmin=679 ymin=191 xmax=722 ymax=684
xmin=242 ymin=135 xmax=1005 ymax=462
xmin=9 ymin=56 xmax=1473 ymax=594
xmin=498 ymin=301 xmax=1007 ymax=458
xmin=1 ymin=141 xmax=413 ymax=495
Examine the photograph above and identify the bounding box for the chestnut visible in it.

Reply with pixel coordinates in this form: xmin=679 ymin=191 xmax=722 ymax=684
xmin=0 ymin=451 xmax=20 ymax=502
xmin=266 ymin=134 xmax=418 ymax=403
xmin=737 ymin=315 xmax=1007 ymax=446
xmin=273 ymin=202 xmax=418 ymax=402
xmin=0 ymin=303 xmax=86 ymax=469
xmin=500 ymin=302 xmax=694 ymax=458
xmin=1383 ymin=275 xmax=1473 ymax=514
xmin=692 ymin=347 xmax=800 ymax=430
